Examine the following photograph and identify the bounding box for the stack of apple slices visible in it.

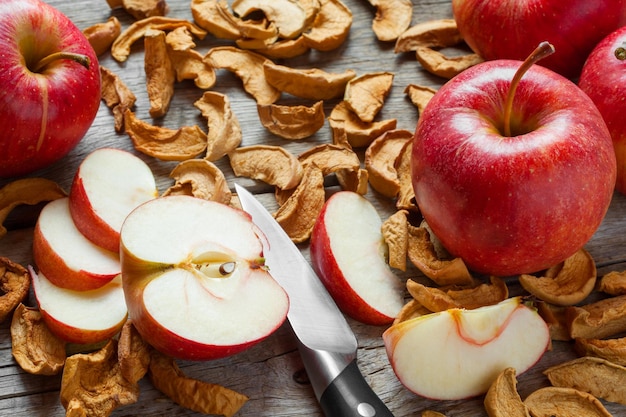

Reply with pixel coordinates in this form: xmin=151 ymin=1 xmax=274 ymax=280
xmin=31 ymin=148 xmax=158 ymax=345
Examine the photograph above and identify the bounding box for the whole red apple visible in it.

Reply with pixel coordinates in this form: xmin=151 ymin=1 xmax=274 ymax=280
xmin=0 ymin=0 xmax=100 ymax=178
xmin=452 ymin=0 xmax=626 ymax=79
xmin=579 ymin=27 xmax=626 ymax=194
xmin=412 ymin=44 xmax=616 ymax=276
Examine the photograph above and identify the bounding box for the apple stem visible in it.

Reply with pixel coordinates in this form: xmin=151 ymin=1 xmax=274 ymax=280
xmin=502 ymin=41 xmax=555 ymax=137
xmin=32 ymin=51 xmax=91 ymax=73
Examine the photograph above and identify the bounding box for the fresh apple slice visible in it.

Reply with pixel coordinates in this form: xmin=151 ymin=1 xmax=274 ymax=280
xmin=383 ymin=297 xmax=550 ymax=400
xmin=69 ymin=147 xmax=158 ymax=253
xmin=119 ymin=195 xmax=289 ymax=361
xmin=33 ymin=197 xmax=121 ymax=291
xmin=30 ymin=267 xmax=127 ymax=345
xmin=310 ymin=191 xmax=404 ymax=325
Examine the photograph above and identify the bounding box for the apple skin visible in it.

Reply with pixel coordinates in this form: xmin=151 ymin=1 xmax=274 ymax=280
xmin=412 ymin=60 xmax=616 ymax=276
xmin=0 ymin=0 xmax=100 ymax=178
xmin=310 ymin=191 xmax=404 ymax=326
xmin=579 ymin=27 xmax=626 ymax=194
xmin=451 ymin=0 xmax=626 ymax=79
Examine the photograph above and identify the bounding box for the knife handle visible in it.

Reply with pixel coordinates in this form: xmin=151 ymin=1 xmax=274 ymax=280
xmin=319 ymin=359 xmax=394 ymax=417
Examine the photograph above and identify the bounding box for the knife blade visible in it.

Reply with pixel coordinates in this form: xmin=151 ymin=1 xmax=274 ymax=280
xmin=235 ymin=184 xmax=394 ymax=417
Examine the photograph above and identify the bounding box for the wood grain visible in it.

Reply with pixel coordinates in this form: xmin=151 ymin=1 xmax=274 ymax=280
xmin=1 ymin=0 xmax=626 ymax=416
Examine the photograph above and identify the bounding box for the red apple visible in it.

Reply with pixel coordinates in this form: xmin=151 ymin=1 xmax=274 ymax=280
xmin=579 ymin=27 xmax=626 ymax=194
xmin=310 ymin=191 xmax=405 ymax=325
xmin=0 ymin=0 xmax=100 ymax=178
xmin=69 ymin=148 xmax=158 ymax=253
xmin=412 ymin=43 xmax=616 ymax=276
xmin=452 ymin=0 xmax=626 ymax=79
xmin=120 ymin=195 xmax=289 ymax=361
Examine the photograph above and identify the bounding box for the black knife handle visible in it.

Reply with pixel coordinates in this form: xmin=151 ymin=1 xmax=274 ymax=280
xmin=319 ymin=359 xmax=395 ymax=417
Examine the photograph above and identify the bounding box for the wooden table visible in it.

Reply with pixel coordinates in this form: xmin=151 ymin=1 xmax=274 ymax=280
xmin=1 ymin=0 xmax=626 ymax=415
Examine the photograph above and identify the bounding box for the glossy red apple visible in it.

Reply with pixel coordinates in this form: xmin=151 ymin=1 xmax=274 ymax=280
xmin=579 ymin=27 xmax=626 ymax=194
xmin=452 ymin=0 xmax=626 ymax=79
xmin=310 ymin=191 xmax=405 ymax=325
xmin=120 ymin=195 xmax=289 ymax=361
xmin=0 ymin=0 xmax=100 ymax=178
xmin=412 ymin=43 xmax=616 ymax=276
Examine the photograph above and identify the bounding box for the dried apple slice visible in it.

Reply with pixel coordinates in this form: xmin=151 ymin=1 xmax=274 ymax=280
xmin=106 ymin=0 xmax=168 ymax=20
xmin=524 ymin=386 xmax=612 ymax=417
xmin=483 ymin=367 xmax=531 ymax=417
xmin=191 ymin=0 xmax=241 ymax=40
xmin=302 ymin=0 xmax=352 ymax=51
xmin=144 ymin=28 xmax=175 ymax=118
xmin=263 ymin=61 xmax=356 ymax=100
xmin=100 ymin=66 xmax=136 ymax=133
xmin=194 ymin=91 xmax=242 ymax=161
xmin=229 ymin=145 xmax=303 ymax=190
xmin=405 ymin=84 xmax=437 ymax=114
xmin=367 ymin=0 xmax=412 ymax=42
xmin=206 ymin=46 xmax=281 ymax=104
xmin=382 ymin=209 xmax=409 ymax=271
xmin=257 ymin=101 xmax=325 ymax=139
xmin=329 ymin=101 xmax=397 ymax=148
xmin=83 ymin=16 xmax=121 ymax=56
xmin=416 ymin=46 xmax=483 ymax=79
xmin=575 ymin=336 xmax=626 ymax=366
xmin=344 ymin=72 xmax=394 ymax=122
xmin=394 ymin=19 xmax=462 ymax=53
xmin=365 ymin=129 xmax=413 ymax=198
xmin=566 ymin=294 xmax=626 ymax=339
xmin=163 ymin=159 xmax=232 ymax=205
xmin=232 ymin=0 xmax=307 ymax=40
xmin=165 ymin=27 xmax=216 ymax=89
xmin=0 ymin=258 xmax=31 ymax=323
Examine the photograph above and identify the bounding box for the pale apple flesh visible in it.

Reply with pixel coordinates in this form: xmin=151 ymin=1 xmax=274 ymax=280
xmin=69 ymin=148 xmax=158 ymax=253
xmin=412 ymin=60 xmax=616 ymax=276
xmin=30 ymin=267 xmax=127 ymax=345
xmin=120 ymin=195 xmax=289 ymax=361
xmin=383 ymin=297 xmax=550 ymax=400
xmin=310 ymin=191 xmax=404 ymax=325
xmin=0 ymin=0 xmax=100 ymax=177
xmin=33 ymin=197 xmax=121 ymax=291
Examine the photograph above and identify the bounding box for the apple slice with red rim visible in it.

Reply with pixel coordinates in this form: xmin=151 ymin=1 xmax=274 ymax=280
xmin=310 ymin=191 xmax=404 ymax=325
xmin=33 ymin=197 xmax=120 ymax=291
xmin=30 ymin=267 xmax=127 ymax=345
xmin=69 ymin=148 xmax=158 ymax=253
xmin=383 ymin=296 xmax=550 ymax=400
xmin=120 ymin=195 xmax=289 ymax=361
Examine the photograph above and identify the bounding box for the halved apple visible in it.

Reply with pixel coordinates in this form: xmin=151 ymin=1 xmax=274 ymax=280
xmin=310 ymin=191 xmax=404 ymax=325
xmin=30 ymin=267 xmax=127 ymax=345
xmin=119 ymin=195 xmax=289 ymax=361
xmin=69 ymin=147 xmax=158 ymax=253
xmin=33 ymin=197 xmax=121 ymax=291
xmin=383 ymin=297 xmax=550 ymax=400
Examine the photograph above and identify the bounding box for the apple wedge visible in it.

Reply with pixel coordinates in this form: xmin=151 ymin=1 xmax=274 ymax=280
xmin=310 ymin=191 xmax=404 ymax=325
xmin=119 ymin=195 xmax=289 ymax=361
xmin=33 ymin=197 xmax=121 ymax=291
xmin=69 ymin=148 xmax=158 ymax=253
xmin=30 ymin=267 xmax=127 ymax=345
xmin=383 ymin=297 xmax=550 ymax=400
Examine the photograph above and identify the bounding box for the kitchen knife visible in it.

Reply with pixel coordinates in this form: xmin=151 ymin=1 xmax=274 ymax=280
xmin=235 ymin=184 xmax=394 ymax=417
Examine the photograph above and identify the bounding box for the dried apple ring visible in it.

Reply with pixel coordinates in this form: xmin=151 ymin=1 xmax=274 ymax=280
xmin=329 ymin=101 xmax=397 ymax=148
xmin=544 ymin=356 xmax=626 ymax=405
xmin=575 ymin=336 xmax=626 ymax=366
xmin=229 ymin=145 xmax=303 ymax=190
xmin=100 ymin=66 xmax=136 ymax=133
xmin=298 ymin=143 xmax=360 ymax=176
xmin=404 ymin=84 xmax=437 ymax=115
xmin=302 ymin=0 xmax=352 ymax=51
xmin=206 ymin=46 xmax=281 ymax=105
xmin=344 ymin=72 xmax=394 ymax=123
xmin=598 ymin=270 xmax=626 ymax=296
xmin=166 ymin=27 xmax=216 ymax=89
xmin=366 ymin=0 xmax=412 ymax=42
xmin=381 ymin=209 xmax=408 ymax=271
xmin=194 ymin=91 xmax=242 ymax=161
xmin=232 ymin=0 xmax=308 ymax=40
xmin=524 ymin=386 xmax=612 ymax=417
xmin=0 ymin=258 xmax=30 ymax=320
xmin=124 ymin=110 xmax=207 ymax=161
xmin=365 ymin=129 xmax=413 ymax=198
xmin=406 ymin=279 xmax=460 ymax=313
xmin=416 ymin=46 xmax=484 ymax=79
xmin=10 ymin=303 xmax=66 ymax=375
xmin=263 ymin=61 xmax=356 ymax=100
xmin=191 ymin=0 xmax=241 ymax=40
xmin=106 ymin=0 xmax=168 ymax=20
xmin=112 ymin=16 xmax=207 ymax=62
xmin=393 ymin=299 xmax=431 ymax=325
xmin=407 ymin=225 xmax=474 ymax=286
xmin=257 ymin=101 xmax=325 ymax=139
xmin=519 ymin=248 xmax=596 ymax=306
xmin=163 ymin=159 xmax=232 ymax=205
xmin=566 ymin=293 xmax=626 ymax=339
xmin=394 ymin=19 xmax=462 ymax=53
xmin=483 ymin=367 xmax=530 ymax=417
xmin=117 ymin=320 xmax=150 ymax=385
xmin=445 ymin=276 xmax=509 ymax=310
xmin=395 ymin=139 xmax=417 ymax=212
xmin=83 ymin=16 xmax=121 ymax=56
xmin=274 ymin=164 xmax=325 ymax=243
xmin=0 ymin=178 xmax=66 ymax=239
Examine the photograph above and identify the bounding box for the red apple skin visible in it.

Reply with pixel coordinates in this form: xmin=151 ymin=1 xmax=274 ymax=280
xmin=579 ymin=27 xmax=626 ymax=194
xmin=412 ymin=60 xmax=616 ymax=277
xmin=32 ymin=221 xmax=119 ymax=291
xmin=39 ymin=308 xmax=126 ymax=345
xmin=0 ymin=0 xmax=100 ymax=178
xmin=310 ymin=200 xmax=396 ymax=326
xmin=452 ymin=0 xmax=626 ymax=80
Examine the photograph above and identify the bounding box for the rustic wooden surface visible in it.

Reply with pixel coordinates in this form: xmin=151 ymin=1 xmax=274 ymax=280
xmin=1 ymin=0 xmax=626 ymax=416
